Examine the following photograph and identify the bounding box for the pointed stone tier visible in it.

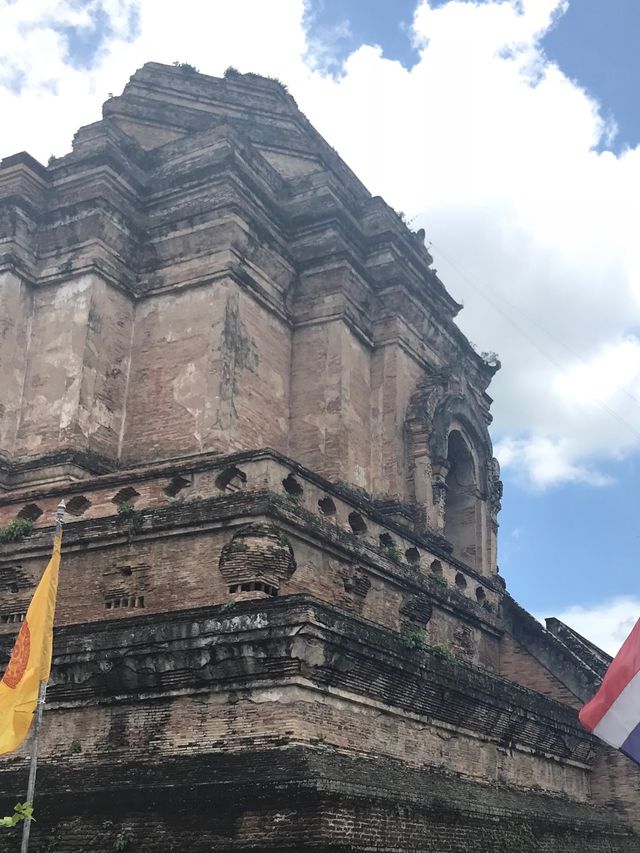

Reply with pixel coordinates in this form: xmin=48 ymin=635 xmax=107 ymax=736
xmin=0 ymin=64 xmax=638 ymax=851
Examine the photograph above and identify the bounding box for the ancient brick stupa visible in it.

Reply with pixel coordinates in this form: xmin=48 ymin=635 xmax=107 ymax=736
xmin=0 ymin=63 xmax=638 ymax=851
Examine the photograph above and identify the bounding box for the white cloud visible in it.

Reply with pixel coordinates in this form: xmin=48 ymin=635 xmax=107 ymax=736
xmin=537 ymin=597 xmax=640 ymax=656
xmin=495 ymin=435 xmax=614 ymax=489
xmin=1 ymin=0 xmax=640 ymax=488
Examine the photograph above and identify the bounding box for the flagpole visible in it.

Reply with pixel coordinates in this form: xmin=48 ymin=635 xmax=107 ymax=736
xmin=19 ymin=499 xmax=65 ymax=853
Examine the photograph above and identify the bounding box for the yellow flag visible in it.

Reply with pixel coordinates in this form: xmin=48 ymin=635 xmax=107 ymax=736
xmin=0 ymin=532 xmax=61 ymax=755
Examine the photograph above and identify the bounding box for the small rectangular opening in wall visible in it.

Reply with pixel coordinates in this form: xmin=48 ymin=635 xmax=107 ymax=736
xmin=1 ymin=612 xmax=26 ymax=624
xmin=104 ymin=596 xmax=145 ymax=611
xmin=229 ymin=581 xmax=279 ymax=596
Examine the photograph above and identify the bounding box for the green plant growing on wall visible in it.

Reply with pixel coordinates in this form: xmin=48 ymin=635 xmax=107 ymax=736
xmin=220 ymin=600 xmax=236 ymax=613
xmin=480 ymin=350 xmax=501 ymax=370
xmin=405 ymin=562 xmax=422 ymax=580
xmin=382 ymin=542 xmax=402 ymax=565
xmin=401 ymin=629 xmax=428 ymax=651
xmin=117 ymin=501 xmax=135 ymax=517
xmin=69 ymin=739 xmax=82 ymax=755
xmin=430 ymin=574 xmax=448 ymax=588
xmin=116 ymin=502 xmax=144 ymax=539
xmin=400 ymin=632 xmax=458 ymax=664
xmin=429 ymin=644 xmax=457 ymax=665
xmin=0 ymin=802 xmax=33 ymax=828
xmin=172 ymin=61 xmax=198 ymax=74
xmin=266 ymin=75 xmax=289 ymax=92
xmin=114 ymin=830 xmax=132 ymax=850
xmin=0 ymin=519 xmax=34 ymax=543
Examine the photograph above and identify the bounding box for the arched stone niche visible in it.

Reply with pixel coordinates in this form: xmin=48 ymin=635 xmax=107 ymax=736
xmin=338 ymin=565 xmax=372 ymax=614
xmin=406 ymin=383 xmax=501 ymax=575
xmin=219 ymin=522 xmax=296 ymax=601
xmin=444 ymin=429 xmax=480 ymax=568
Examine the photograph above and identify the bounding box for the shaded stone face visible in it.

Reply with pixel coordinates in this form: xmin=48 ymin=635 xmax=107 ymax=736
xmin=0 ymin=63 xmax=637 ymax=852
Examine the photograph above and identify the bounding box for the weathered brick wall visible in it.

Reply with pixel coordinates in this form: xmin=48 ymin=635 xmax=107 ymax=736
xmin=0 ymin=452 xmax=502 ymax=667
xmin=499 ymin=632 xmax=581 ymax=709
xmin=0 ymin=272 xmax=31 ymax=457
xmin=7 ymin=758 xmax=636 ymax=853
xmin=0 ymin=520 xmax=499 ymax=670
xmin=590 ymin=745 xmax=640 ymax=823
xmin=12 ymin=274 xmax=133 ymax=463
xmin=289 ymin=318 xmax=372 ymax=489
xmin=0 ymin=597 xmax=636 ymax=851
xmin=0 ymin=64 xmax=499 ymax=569
xmin=13 ymin=276 xmax=92 ymax=457
xmin=370 ymin=332 xmax=424 ymax=500
xmin=121 ymin=280 xmax=290 ymax=464
xmin=14 ymin=687 xmax=589 ymax=799
xmin=2 ymin=64 xmax=632 ymax=852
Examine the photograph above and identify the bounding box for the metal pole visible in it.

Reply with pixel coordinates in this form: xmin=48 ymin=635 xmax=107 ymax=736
xmin=19 ymin=499 xmax=65 ymax=853
xmin=19 ymin=680 xmax=47 ymax=853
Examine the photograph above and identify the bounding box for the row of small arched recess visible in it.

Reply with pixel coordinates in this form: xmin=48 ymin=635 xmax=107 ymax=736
xmin=12 ymin=486 xmax=144 ymax=525
xmin=174 ymin=466 xmax=491 ymax=607
xmin=10 ymin=464 xmax=491 ymax=607
xmin=7 ymin=464 xmax=248 ymax=527
xmin=280 ymin=472 xmax=490 ymax=608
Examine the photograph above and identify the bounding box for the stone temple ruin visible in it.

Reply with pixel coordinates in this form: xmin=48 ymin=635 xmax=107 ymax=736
xmin=0 ymin=62 xmax=638 ymax=851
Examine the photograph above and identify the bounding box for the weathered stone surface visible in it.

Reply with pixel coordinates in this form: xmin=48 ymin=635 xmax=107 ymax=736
xmin=0 ymin=63 xmax=638 ymax=850
xmin=0 ymin=61 xmax=499 ymax=573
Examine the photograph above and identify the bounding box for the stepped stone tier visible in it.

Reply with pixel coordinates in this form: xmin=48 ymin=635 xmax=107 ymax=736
xmin=0 ymin=62 xmax=638 ymax=851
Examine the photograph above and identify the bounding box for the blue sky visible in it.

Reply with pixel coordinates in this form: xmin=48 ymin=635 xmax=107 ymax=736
xmin=306 ymin=0 xmax=640 ymax=150
xmin=1 ymin=0 xmax=639 ymax=652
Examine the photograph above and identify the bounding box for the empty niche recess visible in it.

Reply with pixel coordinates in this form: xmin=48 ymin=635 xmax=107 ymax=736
xmin=282 ymin=474 xmax=303 ymax=497
xmin=348 ymin=512 xmax=367 ymax=534
xmin=164 ymin=475 xmax=191 ymax=498
xmin=430 ymin=559 xmax=443 ymax=576
xmin=475 ymin=586 xmax=486 ymax=604
xmin=405 ymin=547 xmax=420 ymax=566
xmin=318 ymin=496 xmax=337 ymax=516
xmin=379 ymin=532 xmax=394 ymax=548
xmin=112 ymin=487 xmax=140 ymax=505
xmin=455 ymin=572 xmax=467 ymax=590
xmin=215 ymin=466 xmax=247 ymax=492
xmin=17 ymin=503 xmax=43 ymax=522
xmin=65 ymin=495 xmax=91 ymax=517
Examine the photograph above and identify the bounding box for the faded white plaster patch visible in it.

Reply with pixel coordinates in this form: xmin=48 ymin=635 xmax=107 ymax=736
xmin=353 ymin=464 xmax=366 ymax=487
xmin=172 ymin=359 xmax=206 ymax=448
xmin=77 ymin=395 xmax=116 ymax=437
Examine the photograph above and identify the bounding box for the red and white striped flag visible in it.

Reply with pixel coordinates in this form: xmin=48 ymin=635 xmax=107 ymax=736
xmin=579 ymin=618 xmax=640 ymax=764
